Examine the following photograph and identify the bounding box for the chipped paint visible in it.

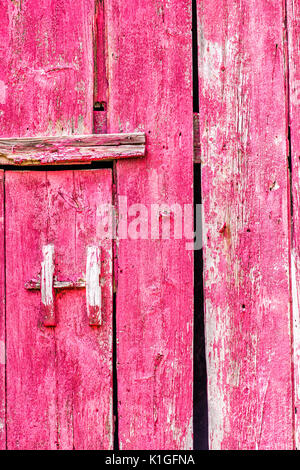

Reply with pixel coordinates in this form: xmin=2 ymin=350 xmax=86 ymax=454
xmin=198 ymin=0 xmax=293 ymax=449
xmin=0 ymin=341 xmax=5 ymax=365
xmin=0 ymin=82 xmax=7 ymax=105
xmin=86 ymin=246 xmax=102 ymax=326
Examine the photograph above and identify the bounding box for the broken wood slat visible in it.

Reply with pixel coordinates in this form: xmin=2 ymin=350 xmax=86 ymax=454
xmin=287 ymin=0 xmax=300 ymax=449
xmin=0 ymin=133 xmax=145 ymax=165
xmin=197 ymin=0 xmax=293 ymax=449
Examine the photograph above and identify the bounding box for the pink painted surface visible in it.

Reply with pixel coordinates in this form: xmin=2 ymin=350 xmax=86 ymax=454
xmin=197 ymin=0 xmax=293 ymax=449
xmin=5 ymin=170 xmax=113 ymax=449
xmin=0 ymin=0 xmax=94 ymax=138
xmin=0 ymin=171 xmax=4 ymax=449
xmin=287 ymin=0 xmax=300 ymax=450
xmin=105 ymin=0 xmax=194 ymax=449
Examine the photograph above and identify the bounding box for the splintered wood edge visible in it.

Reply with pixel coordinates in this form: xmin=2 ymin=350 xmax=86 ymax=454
xmin=0 ymin=132 xmax=146 ymax=165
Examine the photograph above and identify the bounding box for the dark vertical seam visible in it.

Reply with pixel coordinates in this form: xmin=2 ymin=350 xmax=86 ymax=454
xmin=192 ymin=0 xmax=208 ymax=450
xmin=112 ymin=161 xmax=119 ymax=450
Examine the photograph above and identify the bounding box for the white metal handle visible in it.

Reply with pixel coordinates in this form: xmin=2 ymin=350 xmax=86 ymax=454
xmin=86 ymin=246 xmax=102 ymax=326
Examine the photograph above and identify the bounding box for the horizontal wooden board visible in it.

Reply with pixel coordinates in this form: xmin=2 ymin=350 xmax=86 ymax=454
xmin=0 ymin=133 xmax=145 ymax=165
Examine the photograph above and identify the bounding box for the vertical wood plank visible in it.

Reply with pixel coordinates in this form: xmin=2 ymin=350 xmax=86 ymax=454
xmin=197 ymin=0 xmax=293 ymax=449
xmin=6 ymin=172 xmax=57 ymax=449
xmin=0 ymin=171 xmax=5 ymax=449
xmin=49 ymin=169 xmax=113 ymax=450
xmin=287 ymin=0 xmax=300 ymax=449
xmin=72 ymin=170 xmax=113 ymax=450
xmin=105 ymin=0 xmax=194 ymax=449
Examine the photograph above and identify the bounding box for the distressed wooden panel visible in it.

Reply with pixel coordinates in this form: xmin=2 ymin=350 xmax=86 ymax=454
xmin=5 ymin=170 xmax=113 ymax=449
xmin=106 ymin=0 xmax=194 ymax=449
xmin=0 ymin=0 xmax=95 ymax=138
xmin=0 ymin=171 xmax=4 ymax=449
xmin=0 ymin=133 xmax=145 ymax=165
xmin=287 ymin=0 xmax=300 ymax=450
xmin=197 ymin=0 xmax=293 ymax=449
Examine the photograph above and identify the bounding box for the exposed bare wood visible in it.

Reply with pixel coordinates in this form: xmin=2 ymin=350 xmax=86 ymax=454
xmin=41 ymin=245 xmax=55 ymax=327
xmin=86 ymin=246 xmax=102 ymax=326
xmin=25 ymin=279 xmax=86 ymax=290
xmin=0 ymin=133 xmax=146 ymax=165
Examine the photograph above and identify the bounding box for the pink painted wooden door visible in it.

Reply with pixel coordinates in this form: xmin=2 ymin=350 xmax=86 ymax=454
xmin=0 ymin=0 xmax=194 ymax=450
xmin=5 ymin=169 xmax=113 ymax=450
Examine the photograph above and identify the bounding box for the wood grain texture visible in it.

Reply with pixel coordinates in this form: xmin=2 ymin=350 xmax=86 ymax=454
xmin=0 ymin=171 xmax=4 ymax=449
xmin=86 ymin=246 xmax=102 ymax=326
xmin=105 ymin=0 xmax=194 ymax=449
xmin=5 ymin=170 xmax=113 ymax=449
xmin=287 ymin=0 xmax=300 ymax=449
xmin=0 ymin=133 xmax=145 ymax=165
xmin=0 ymin=0 xmax=115 ymax=449
xmin=41 ymin=244 xmax=56 ymax=326
xmin=197 ymin=0 xmax=293 ymax=449
xmin=0 ymin=0 xmax=95 ymax=139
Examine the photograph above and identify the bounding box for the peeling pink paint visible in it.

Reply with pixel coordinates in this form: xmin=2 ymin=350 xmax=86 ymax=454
xmin=5 ymin=170 xmax=113 ymax=450
xmin=0 ymin=81 xmax=7 ymax=105
xmin=287 ymin=0 xmax=300 ymax=450
xmin=106 ymin=0 xmax=194 ymax=450
xmin=197 ymin=0 xmax=294 ymax=450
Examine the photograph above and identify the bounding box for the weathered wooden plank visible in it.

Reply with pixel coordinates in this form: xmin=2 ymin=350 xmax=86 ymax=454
xmin=106 ymin=0 xmax=194 ymax=449
xmin=197 ymin=0 xmax=293 ymax=449
xmin=6 ymin=169 xmax=113 ymax=449
xmin=0 ymin=171 xmax=5 ymax=449
xmin=0 ymin=133 xmax=145 ymax=165
xmin=25 ymin=279 xmax=86 ymax=290
xmin=287 ymin=0 xmax=300 ymax=449
xmin=6 ymin=172 xmax=57 ymax=449
xmin=47 ymin=169 xmax=113 ymax=450
xmin=1 ymin=0 xmax=113 ymax=450
xmin=41 ymin=244 xmax=56 ymax=327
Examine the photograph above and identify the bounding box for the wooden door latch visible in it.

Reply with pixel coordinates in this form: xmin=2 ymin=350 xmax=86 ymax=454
xmin=25 ymin=244 xmax=102 ymax=327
